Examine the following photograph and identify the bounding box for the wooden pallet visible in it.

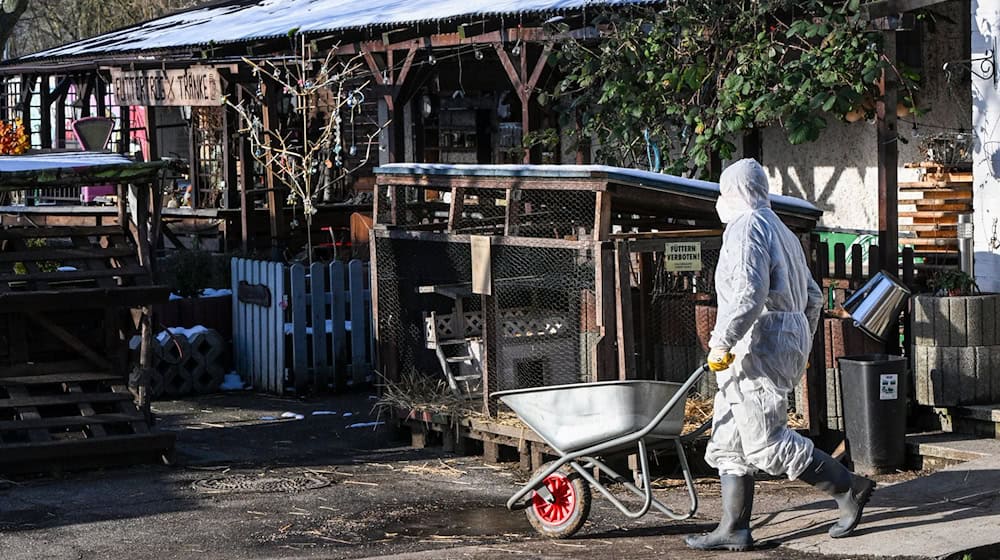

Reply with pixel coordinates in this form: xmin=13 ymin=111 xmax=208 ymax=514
xmin=898 ymin=163 xmax=972 ymax=252
xmin=0 ymin=371 xmax=174 ymax=473
xmin=0 ymin=226 xmax=168 ymax=311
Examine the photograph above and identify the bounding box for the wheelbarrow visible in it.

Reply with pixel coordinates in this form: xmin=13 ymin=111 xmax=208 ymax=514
xmin=494 ymin=364 xmax=708 ymax=538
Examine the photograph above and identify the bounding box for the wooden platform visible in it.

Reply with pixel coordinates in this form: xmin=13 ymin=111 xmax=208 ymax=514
xmin=398 ymin=408 xmax=556 ymax=471
xmin=0 ymin=371 xmax=174 ymax=473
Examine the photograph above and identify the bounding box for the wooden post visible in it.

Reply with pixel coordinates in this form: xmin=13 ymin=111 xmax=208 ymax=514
xmin=261 ymin=79 xmax=287 ymax=261
xmin=638 ymin=253 xmax=653 ymax=379
xmin=493 ymin=42 xmax=552 ymax=164
xmin=615 ymin=241 xmax=636 ymax=380
xmin=236 ymin=86 xmax=253 ymax=253
xmin=482 ymin=292 xmax=498 ymax=417
xmin=118 ymin=105 xmax=130 ymax=156
xmin=188 ymin=106 xmax=200 ymax=209
xmin=877 ymin=30 xmax=899 ymax=280
xmin=55 ymin=86 xmax=66 ymax=149
xmin=221 ymin=79 xmax=241 ymax=251
xmin=39 ymin=75 xmax=52 ymax=149
xmin=95 ymin=78 xmax=107 ymax=117
xmin=144 ymin=106 xmax=159 ymax=161
xmin=805 ymin=233 xmax=827 ymax=434
xmin=877 ymin=29 xmax=899 ymax=355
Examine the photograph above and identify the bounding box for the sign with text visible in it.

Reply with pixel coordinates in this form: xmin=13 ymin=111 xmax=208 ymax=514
xmin=663 ymin=242 xmax=703 ymax=272
xmin=110 ymin=66 xmax=222 ymax=107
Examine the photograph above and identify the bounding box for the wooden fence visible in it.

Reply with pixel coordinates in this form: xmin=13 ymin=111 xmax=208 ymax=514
xmin=231 ymin=259 xmax=285 ymax=393
xmin=810 ymin=239 xmax=923 ymax=431
xmin=815 ymin=240 xmax=916 ymax=308
xmin=231 ymin=258 xmax=373 ymax=395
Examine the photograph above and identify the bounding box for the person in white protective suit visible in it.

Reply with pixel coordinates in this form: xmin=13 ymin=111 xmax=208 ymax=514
xmin=685 ymin=159 xmax=876 ymax=552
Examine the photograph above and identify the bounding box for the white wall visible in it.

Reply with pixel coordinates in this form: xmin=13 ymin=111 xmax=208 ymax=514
xmin=973 ymin=0 xmax=1000 ymax=292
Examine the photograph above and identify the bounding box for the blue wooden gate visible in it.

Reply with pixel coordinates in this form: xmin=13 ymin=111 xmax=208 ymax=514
xmin=231 ymin=258 xmax=286 ymax=393
xmin=232 ymin=258 xmax=373 ymax=394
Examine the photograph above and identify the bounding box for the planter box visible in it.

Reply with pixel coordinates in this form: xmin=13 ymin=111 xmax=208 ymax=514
xmin=912 ymin=294 xmax=1000 ymax=406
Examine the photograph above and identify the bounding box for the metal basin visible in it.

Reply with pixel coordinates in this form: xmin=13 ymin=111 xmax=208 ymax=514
xmin=495 ymin=380 xmax=685 ymax=453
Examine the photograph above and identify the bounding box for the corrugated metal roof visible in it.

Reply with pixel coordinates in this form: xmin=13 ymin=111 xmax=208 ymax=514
xmin=22 ymin=0 xmax=652 ymax=61
xmin=374 ymin=163 xmax=823 ymax=219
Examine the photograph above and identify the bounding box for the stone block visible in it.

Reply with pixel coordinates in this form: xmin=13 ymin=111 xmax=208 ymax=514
xmin=948 ymin=298 xmax=967 ymax=347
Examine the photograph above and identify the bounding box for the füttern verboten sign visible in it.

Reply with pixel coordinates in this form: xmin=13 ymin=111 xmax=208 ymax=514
xmin=663 ymin=242 xmax=702 ymax=272
xmin=110 ymin=66 xmax=222 ymax=107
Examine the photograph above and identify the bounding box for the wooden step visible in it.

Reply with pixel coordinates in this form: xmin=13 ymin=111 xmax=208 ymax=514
xmin=0 ymin=412 xmax=145 ymax=432
xmin=0 ymin=433 xmax=175 ymax=474
xmin=899 ymin=203 xmax=972 ymax=212
xmin=0 ymin=372 xmax=122 ymax=385
xmin=900 ymin=237 xmax=959 ymax=246
xmin=0 ymin=391 xmax=132 ymax=409
xmin=935 ymin=405 xmax=1000 ymax=439
xmin=907 ymin=431 xmax=1000 ymax=469
xmin=899 ymin=181 xmax=974 ymax=190
xmin=899 ymin=223 xmax=958 ymax=232
xmin=898 ymin=189 xmax=973 ymax=200
xmin=0 ymin=226 xmax=124 ymax=240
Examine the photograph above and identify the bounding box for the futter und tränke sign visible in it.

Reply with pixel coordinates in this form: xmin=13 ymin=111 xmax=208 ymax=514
xmin=110 ymin=66 xmax=222 ymax=107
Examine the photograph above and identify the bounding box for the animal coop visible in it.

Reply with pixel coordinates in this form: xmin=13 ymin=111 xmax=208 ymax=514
xmin=370 ymin=164 xmax=823 ymax=422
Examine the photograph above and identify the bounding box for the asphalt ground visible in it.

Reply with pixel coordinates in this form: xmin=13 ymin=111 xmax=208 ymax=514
xmin=0 ymin=390 xmax=927 ymax=560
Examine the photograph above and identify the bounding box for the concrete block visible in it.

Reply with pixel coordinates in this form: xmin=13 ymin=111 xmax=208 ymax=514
xmin=914 ymin=344 xmax=929 ymax=405
xmin=992 ymin=345 xmax=1000 ymax=403
xmin=959 ymin=346 xmax=977 ymax=404
xmin=912 ymin=295 xmax=933 ymax=346
xmin=941 ymin=347 xmax=960 ymax=406
xmin=949 ymin=297 xmax=967 ymax=347
xmin=975 ymin=345 xmax=993 ymax=404
xmin=967 ymin=297 xmax=985 ymax=347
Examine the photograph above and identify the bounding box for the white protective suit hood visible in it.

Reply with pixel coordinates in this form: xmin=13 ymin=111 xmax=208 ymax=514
xmin=716 ymin=158 xmax=772 ymax=224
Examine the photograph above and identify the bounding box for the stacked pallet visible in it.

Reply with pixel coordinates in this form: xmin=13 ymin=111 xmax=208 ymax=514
xmin=899 ymin=162 xmax=972 ymax=264
xmin=0 ymin=372 xmax=174 ymax=473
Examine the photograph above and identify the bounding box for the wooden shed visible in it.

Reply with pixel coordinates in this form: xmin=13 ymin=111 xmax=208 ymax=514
xmin=0 ymin=152 xmax=175 ymax=472
xmin=370 ymin=164 xmax=824 ymax=426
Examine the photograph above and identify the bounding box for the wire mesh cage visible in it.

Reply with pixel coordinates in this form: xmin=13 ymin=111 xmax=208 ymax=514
xmin=372 ymin=165 xmax=823 ymax=424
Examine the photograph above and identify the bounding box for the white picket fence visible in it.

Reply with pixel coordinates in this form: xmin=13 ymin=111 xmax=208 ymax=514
xmin=232 ymin=258 xmax=373 ymax=394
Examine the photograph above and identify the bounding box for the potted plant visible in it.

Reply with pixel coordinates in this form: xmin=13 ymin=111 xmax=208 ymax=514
xmin=928 ymin=269 xmax=977 ymax=297
xmin=912 ymin=269 xmax=1000 ymax=406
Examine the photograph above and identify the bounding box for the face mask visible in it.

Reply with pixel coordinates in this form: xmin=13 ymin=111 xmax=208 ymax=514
xmin=716 ymin=194 xmax=745 ymax=224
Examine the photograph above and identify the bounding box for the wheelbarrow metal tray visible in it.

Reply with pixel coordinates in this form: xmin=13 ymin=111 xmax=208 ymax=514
xmin=495 ymin=380 xmax=686 ymax=453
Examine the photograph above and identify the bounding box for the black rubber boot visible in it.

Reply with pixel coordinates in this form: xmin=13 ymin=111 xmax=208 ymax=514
xmin=685 ymin=474 xmax=755 ymax=551
xmin=796 ymin=448 xmax=876 ymax=538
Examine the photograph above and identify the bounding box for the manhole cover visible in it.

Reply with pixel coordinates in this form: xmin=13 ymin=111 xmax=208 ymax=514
xmin=194 ymin=473 xmax=331 ymax=494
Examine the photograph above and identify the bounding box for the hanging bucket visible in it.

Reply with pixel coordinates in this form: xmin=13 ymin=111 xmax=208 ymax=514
xmin=842 ymin=271 xmax=912 ymax=342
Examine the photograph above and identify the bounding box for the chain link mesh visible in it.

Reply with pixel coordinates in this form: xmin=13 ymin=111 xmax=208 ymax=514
xmin=623 ymin=238 xmax=721 ymax=396
xmin=489 ymin=244 xmax=597 ymax=391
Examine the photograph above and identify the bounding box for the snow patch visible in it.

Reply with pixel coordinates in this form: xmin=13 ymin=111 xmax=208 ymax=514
xmin=219 ymin=373 xmax=244 ymax=391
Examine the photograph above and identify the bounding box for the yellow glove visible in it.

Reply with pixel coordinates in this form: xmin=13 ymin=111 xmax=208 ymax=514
xmin=708 ymin=348 xmax=735 ymax=372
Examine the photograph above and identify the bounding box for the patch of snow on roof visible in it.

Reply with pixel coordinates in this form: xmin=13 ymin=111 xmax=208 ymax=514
xmin=25 ymin=0 xmax=650 ymax=59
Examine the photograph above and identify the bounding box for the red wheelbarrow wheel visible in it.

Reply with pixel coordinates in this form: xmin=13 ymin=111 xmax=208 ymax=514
xmin=525 ymin=462 xmax=591 ymax=538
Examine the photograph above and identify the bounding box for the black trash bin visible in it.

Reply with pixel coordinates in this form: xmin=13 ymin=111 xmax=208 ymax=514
xmin=837 ymin=354 xmax=908 ymax=475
